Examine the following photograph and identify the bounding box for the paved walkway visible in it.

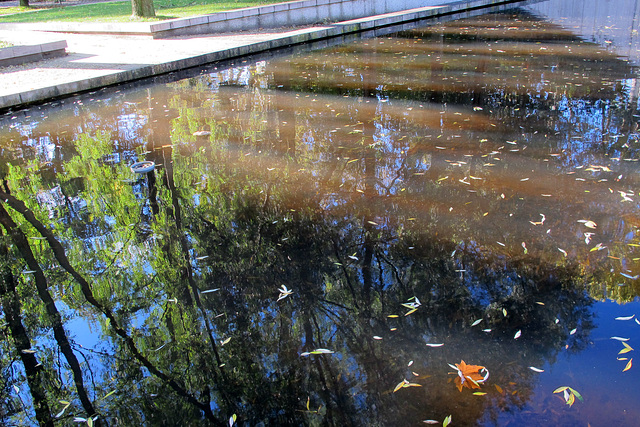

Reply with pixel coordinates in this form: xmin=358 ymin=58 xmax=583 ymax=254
xmin=0 ymin=0 xmax=505 ymax=111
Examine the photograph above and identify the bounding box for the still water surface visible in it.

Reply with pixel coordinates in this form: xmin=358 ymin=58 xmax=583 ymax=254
xmin=0 ymin=0 xmax=639 ymax=425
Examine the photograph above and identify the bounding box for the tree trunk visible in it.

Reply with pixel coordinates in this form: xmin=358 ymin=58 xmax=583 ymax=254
xmin=131 ymin=0 xmax=155 ymax=18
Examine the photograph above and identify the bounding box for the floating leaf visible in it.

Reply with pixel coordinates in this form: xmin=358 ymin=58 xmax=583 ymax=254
xmin=502 ymin=308 xmax=507 ymax=317
xmin=423 ymin=420 xmax=439 ymax=424
xmin=623 ymin=359 xmax=633 ymax=372
xmin=554 ymin=386 xmax=582 ymax=406
xmin=471 ymin=319 xmax=483 ymax=326
xmin=393 ymin=379 xmax=422 ymax=392
xmin=387 ymin=314 xmax=399 ymax=318
xmin=514 ymin=330 xmax=522 ymax=339
xmin=426 ymin=343 xmax=444 ymax=347
xmin=443 ymin=415 xmax=452 ymax=427
xmin=578 ymin=220 xmax=597 ymax=229
xmin=301 ymin=348 xmax=335 ymax=357
xmin=101 ymin=390 xmax=116 ymax=400
xmin=310 ymin=348 xmax=334 ymax=354
xmin=619 ymin=348 xmax=633 ymax=355
xmin=450 ymin=360 xmax=489 ymax=392
xmin=529 ymin=366 xmax=544 ymax=373
xmin=570 ymin=328 xmax=577 ymax=335
xmin=277 ymin=285 xmax=293 ymax=301
xmin=611 ymin=336 xmax=630 ymax=341
xmin=473 ymin=392 xmax=487 ymax=395
xmin=373 ymin=336 xmax=382 ymax=340
xmin=569 ymin=387 xmax=584 ymax=402
xmin=615 ymin=314 xmax=635 ymax=321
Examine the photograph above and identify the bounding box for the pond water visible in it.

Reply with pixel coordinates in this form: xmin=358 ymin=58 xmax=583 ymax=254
xmin=1 ymin=0 xmax=639 ymax=425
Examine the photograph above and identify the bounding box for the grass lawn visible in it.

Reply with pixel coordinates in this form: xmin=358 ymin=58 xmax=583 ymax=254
xmin=0 ymin=0 xmax=284 ymax=23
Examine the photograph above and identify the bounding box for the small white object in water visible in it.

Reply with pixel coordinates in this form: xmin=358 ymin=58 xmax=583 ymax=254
xmin=130 ymin=161 xmax=155 ymax=174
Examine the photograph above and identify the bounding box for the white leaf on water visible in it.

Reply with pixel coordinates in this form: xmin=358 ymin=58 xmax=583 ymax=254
xmin=529 ymin=366 xmax=544 ymax=373
xmin=201 ymin=288 xmax=220 ymax=294
xmin=514 ymin=330 xmax=522 ymax=339
xmin=301 ymin=348 xmax=335 ymax=357
xmin=611 ymin=336 xmax=630 ymax=341
xmin=578 ymin=220 xmax=597 ymax=229
xmin=570 ymin=328 xmax=577 ymax=335
xmin=471 ymin=319 xmax=483 ymax=326
xmin=426 ymin=343 xmax=444 ymax=347
xmin=373 ymin=336 xmax=383 ymax=340
xmin=616 ymin=315 xmax=635 ymax=321
xmin=482 ymin=329 xmax=492 ymax=332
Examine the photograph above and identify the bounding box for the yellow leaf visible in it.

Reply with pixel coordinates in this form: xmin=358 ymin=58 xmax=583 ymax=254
xmin=393 ymin=381 xmax=406 ymax=393
xmin=623 ymin=358 xmax=633 ymax=372
xmin=473 ymin=392 xmax=487 ymax=395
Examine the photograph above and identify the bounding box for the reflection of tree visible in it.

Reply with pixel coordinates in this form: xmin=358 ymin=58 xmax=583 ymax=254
xmin=0 ymin=8 xmax=637 ymax=426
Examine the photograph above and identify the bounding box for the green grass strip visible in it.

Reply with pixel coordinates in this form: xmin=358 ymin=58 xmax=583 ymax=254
xmin=0 ymin=0 xmax=282 ymax=23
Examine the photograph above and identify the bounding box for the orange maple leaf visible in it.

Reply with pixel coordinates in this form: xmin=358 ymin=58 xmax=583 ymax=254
xmin=452 ymin=360 xmax=488 ymax=392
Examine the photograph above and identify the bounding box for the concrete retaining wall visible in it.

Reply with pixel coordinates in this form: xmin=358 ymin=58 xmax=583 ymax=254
xmin=0 ymin=40 xmax=67 ymax=67
xmin=149 ymin=0 xmax=459 ymax=38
